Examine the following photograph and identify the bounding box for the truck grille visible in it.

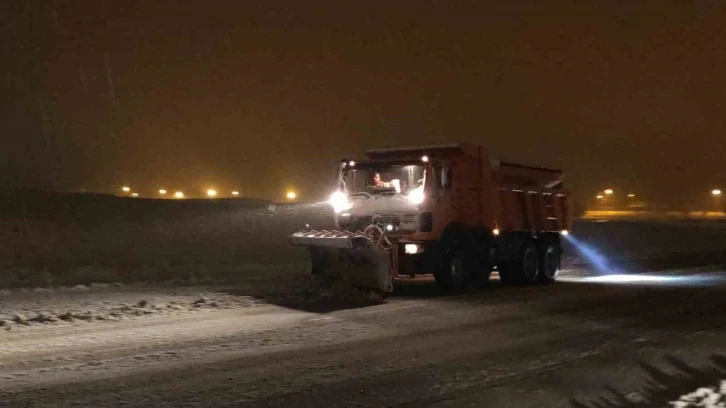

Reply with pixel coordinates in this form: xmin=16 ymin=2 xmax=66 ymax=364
xmin=381 ymin=213 xmax=418 ymax=231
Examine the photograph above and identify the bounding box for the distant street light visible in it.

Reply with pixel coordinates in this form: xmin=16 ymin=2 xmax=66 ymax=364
xmin=131 ymin=193 xmax=139 ymax=197
xmin=231 ymin=191 xmax=239 ymax=196
xmin=159 ymin=189 xmax=167 ymax=195
xmin=175 ymin=191 xmax=184 ymax=199
xmin=604 ymin=189 xmax=614 ymax=195
xmin=596 ymin=195 xmax=604 ymax=199
xmin=713 ymin=189 xmax=722 ymax=196
xmin=286 ymin=191 xmax=297 ymax=200
xmin=122 ymin=186 xmax=131 ymax=192
xmin=207 ymin=189 xmax=217 ymax=197
xmin=628 ymin=194 xmax=635 ymax=198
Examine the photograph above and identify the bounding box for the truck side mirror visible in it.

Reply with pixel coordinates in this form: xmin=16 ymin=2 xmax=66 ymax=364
xmin=336 ymin=161 xmax=348 ymax=192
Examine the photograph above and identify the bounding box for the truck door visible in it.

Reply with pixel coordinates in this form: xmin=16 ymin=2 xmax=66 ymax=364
xmin=429 ymin=161 xmax=455 ymax=236
xmin=452 ymin=156 xmax=483 ymax=226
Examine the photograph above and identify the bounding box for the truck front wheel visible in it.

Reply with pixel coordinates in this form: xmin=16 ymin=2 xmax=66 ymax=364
xmin=434 ymin=249 xmax=476 ymax=291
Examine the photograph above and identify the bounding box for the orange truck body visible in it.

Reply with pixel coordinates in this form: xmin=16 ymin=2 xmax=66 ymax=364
xmin=363 ymin=143 xmax=571 ymax=242
xmin=339 ymin=143 xmax=571 ymax=287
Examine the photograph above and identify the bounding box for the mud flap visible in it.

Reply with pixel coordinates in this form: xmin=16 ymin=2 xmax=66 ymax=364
xmin=290 ymin=228 xmax=394 ymax=294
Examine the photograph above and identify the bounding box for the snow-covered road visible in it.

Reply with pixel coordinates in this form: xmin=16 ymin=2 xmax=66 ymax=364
xmin=1 ymin=266 xmax=726 ymax=407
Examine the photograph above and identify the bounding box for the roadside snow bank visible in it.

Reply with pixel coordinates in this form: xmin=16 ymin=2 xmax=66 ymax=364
xmin=670 ymin=380 xmax=726 ymax=408
xmin=0 ymin=283 xmax=262 ymax=331
xmin=263 ymin=273 xmax=386 ymax=307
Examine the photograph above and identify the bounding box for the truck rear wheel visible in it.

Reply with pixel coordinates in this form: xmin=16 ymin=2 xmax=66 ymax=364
xmin=538 ymin=243 xmax=559 ymax=283
xmin=499 ymin=242 xmax=539 ymax=284
xmin=434 ymin=249 xmax=475 ymax=291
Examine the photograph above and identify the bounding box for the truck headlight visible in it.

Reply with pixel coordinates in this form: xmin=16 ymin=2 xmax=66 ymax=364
xmin=329 ymin=191 xmax=351 ymax=213
xmin=404 ymin=243 xmax=423 ymax=254
xmin=408 ymin=188 xmax=424 ymax=205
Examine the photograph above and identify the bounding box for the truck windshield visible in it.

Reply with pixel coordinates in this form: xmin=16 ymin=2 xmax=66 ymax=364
xmin=345 ymin=164 xmax=426 ymax=195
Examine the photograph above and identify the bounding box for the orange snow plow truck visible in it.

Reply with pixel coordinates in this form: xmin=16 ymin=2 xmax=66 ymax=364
xmin=290 ymin=143 xmax=571 ymax=296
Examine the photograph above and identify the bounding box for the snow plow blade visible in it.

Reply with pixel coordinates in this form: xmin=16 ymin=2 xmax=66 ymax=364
xmin=289 ymin=226 xmax=393 ymax=294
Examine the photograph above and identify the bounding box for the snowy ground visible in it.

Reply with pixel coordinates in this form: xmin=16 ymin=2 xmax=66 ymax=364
xmin=671 ymin=381 xmax=726 ymax=408
xmin=2 ymin=193 xmax=726 ymax=406
xmin=0 ymin=264 xmax=725 ymax=407
xmin=0 ymin=282 xmax=265 ymax=330
xmin=0 ymin=265 xmax=377 ymax=332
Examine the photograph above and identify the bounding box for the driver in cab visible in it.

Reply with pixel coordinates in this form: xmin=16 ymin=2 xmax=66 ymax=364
xmin=369 ymin=172 xmax=402 ymax=193
xmin=370 ymin=172 xmax=391 ymax=188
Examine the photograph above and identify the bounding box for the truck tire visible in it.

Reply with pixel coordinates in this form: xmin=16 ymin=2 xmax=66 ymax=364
xmin=519 ymin=242 xmax=540 ymax=283
xmin=497 ymin=262 xmax=517 ymax=284
xmin=434 ymin=249 xmax=475 ymax=291
xmin=499 ymin=242 xmax=539 ymax=284
xmin=538 ymin=243 xmax=559 ymax=283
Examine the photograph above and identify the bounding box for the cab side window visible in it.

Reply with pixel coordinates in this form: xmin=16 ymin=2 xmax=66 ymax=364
xmin=434 ymin=164 xmax=451 ymax=196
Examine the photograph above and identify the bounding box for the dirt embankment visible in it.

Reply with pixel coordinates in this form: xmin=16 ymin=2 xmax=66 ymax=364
xmin=0 ymin=191 xmax=333 ymax=288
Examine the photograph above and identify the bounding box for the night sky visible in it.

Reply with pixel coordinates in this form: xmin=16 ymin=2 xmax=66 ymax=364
xmin=2 ymin=1 xmax=725 ymax=205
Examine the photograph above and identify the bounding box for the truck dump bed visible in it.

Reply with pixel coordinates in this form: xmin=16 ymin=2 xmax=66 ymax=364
xmin=491 ymin=160 xmax=564 ymax=189
xmin=491 ymin=160 xmax=569 ymax=233
xmin=366 ymin=143 xmax=570 ymax=234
